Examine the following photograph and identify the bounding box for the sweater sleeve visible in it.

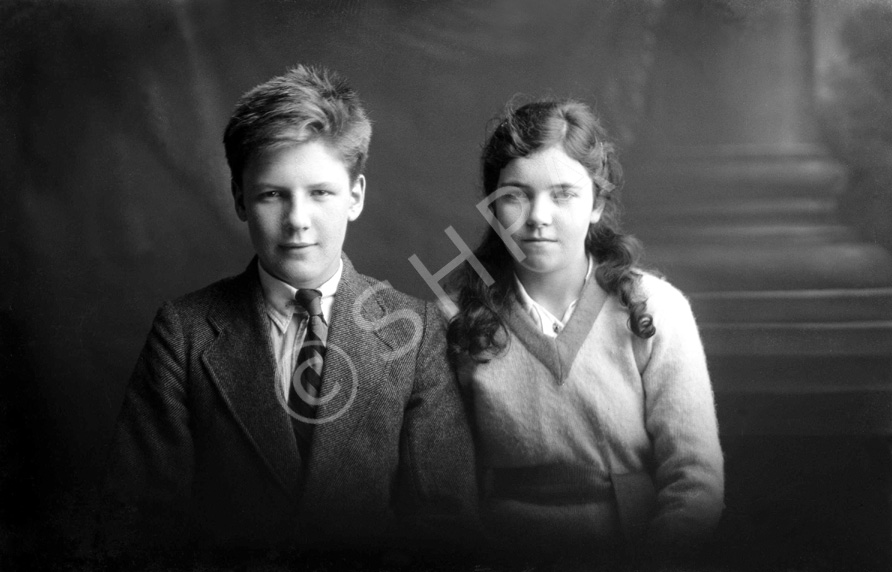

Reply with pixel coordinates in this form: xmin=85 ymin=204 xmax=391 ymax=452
xmin=638 ymin=278 xmax=724 ymax=556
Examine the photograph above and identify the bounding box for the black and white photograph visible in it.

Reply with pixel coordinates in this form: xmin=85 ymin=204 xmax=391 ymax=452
xmin=1 ymin=1 xmax=891 ymax=570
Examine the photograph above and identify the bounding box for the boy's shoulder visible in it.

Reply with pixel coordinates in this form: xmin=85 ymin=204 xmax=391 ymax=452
xmin=148 ymin=263 xmax=258 ymax=330
xmin=333 ymin=260 xmax=439 ymax=354
xmin=338 ymin=263 xmax=427 ymax=313
xmin=169 ymin=267 xmax=252 ymax=309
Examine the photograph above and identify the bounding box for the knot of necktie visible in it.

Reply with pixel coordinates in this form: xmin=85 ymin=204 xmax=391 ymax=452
xmin=295 ymin=289 xmax=323 ymax=318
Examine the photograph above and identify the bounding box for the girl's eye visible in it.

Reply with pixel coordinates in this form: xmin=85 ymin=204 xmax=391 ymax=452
xmin=497 ymin=187 xmax=525 ymax=203
xmin=554 ymin=189 xmax=576 ymax=200
xmin=259 ymin=190 xmax=281 ymax=200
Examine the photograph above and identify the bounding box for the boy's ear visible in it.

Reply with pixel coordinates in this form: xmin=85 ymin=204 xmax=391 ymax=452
xmin=347 ymin=174 xmax=366 ymax=222
xmin=232 ymin=179 xmax=248 ymax=222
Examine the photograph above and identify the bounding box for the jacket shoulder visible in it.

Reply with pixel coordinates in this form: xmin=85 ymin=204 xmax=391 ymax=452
xmin=162 ymin=272 xmax=249 ymax=320
xmin=352 ymin=271 xmax=427 ymax=314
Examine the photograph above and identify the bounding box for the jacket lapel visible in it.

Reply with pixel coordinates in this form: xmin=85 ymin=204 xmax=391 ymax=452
xmin=301 ymin=256 xmax=396 ymax=502
xmin=202 ymin=260 xmax=302 ymax=499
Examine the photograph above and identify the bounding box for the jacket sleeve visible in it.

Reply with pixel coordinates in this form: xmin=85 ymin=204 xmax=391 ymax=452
xmin=96 ymin=302 xmax=195 ymax=560
xmin=396 ymin=301 xmax=482 ymax=554
xmin=639 ymin=281 xmax=724 ymax=558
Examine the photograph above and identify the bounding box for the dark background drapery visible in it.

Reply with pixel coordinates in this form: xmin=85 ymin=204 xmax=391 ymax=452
xmin=2 ymin=0 xmax=892 ymax=568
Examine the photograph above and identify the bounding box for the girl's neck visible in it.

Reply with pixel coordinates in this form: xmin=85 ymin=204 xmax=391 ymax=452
xmin=516 ymin=254 xmax=590 ymax=319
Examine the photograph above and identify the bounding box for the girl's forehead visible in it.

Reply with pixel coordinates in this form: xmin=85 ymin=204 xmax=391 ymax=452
xmin=499 ymin=146 xmax=591 ymax=188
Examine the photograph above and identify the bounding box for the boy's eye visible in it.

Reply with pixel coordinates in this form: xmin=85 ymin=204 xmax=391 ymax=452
xmin=259 ymin=190 xmax=281 ymax=200
xmin=311 ymin=189 xmax=332 ymax=197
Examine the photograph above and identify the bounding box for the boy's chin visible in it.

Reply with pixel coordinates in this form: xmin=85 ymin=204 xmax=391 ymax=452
xmin=274 ymin=260 xmax=339 ymax=290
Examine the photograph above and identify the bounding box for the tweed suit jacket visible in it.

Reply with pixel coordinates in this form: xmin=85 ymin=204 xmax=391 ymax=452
xmin=99 ymin=255 xmax=478 ymax=557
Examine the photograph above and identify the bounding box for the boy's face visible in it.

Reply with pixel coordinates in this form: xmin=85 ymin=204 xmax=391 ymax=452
xmin=233 ymin=140 xmax=365 ymax=289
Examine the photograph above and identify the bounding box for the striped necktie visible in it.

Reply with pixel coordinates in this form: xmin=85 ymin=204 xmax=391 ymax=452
xmin=289 ymin=288 xmax=328 ymax=460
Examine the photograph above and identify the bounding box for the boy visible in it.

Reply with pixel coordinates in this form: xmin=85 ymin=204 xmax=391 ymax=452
xmin=99 ymin=65 xmax=477 ymax=563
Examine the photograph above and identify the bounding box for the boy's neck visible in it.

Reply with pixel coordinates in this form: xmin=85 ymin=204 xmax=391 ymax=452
xmin=257 ymin=258 xmax=342 ymax=292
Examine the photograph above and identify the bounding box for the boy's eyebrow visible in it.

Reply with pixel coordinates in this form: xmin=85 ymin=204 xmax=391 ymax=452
xmin=248 ymin=180 xmax=338 ymax=191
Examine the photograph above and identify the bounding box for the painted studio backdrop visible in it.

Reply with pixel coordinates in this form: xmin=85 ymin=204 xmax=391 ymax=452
xmin=2 ymin=0 xmax=892 ymax=567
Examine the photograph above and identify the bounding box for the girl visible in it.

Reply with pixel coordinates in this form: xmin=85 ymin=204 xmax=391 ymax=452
xmin=447 ymin=100 xmax=724 ymax=562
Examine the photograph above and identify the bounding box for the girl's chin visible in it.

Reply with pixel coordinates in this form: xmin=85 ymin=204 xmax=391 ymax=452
xmin=515 ymin=260 xmax=557 ymax=276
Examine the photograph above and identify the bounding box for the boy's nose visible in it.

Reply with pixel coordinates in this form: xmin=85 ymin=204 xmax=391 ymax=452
xmin=285 ymin=196 xmax=311 ymax=230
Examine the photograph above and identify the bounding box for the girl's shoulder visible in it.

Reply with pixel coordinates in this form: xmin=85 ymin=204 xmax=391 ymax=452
xmin=634 ymin=270 xmax=692 ymax=311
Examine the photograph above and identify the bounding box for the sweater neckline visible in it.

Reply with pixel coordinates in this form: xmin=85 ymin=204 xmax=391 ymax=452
xmin=504 ymin=275 xmax=609 ymax=383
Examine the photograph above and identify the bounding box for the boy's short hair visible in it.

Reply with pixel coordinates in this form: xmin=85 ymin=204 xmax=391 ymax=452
xmin=223 ymin=64 xmax=372 ymax=185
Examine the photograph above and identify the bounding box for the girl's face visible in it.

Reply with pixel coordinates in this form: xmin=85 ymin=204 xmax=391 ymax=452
xmin=494 ymin=145 xmax=603 ymax=281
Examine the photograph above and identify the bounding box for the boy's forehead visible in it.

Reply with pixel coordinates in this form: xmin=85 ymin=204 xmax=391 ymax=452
xmin=249 ymin=137 xmax=338 ymax=166
xmin=242 ymin=139 xmax=355 ymax=185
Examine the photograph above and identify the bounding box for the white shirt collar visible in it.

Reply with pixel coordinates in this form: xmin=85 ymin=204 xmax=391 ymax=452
xmin=257 ymin=259 xmax=342 ymax=333
xmin=514 ymin=256 xmax=594 ymax=336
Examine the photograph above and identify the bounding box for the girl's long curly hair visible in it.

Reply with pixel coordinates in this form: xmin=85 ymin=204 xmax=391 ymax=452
xmin=447 ymin=99 xmax=655 ymax=364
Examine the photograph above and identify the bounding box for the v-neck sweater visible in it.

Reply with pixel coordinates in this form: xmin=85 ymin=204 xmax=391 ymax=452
xmin=457 ymin=272 xmax=724 ymax=554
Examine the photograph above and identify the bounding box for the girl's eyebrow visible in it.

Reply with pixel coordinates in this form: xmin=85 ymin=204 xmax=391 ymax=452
xmin=249 ymin=183 xmax=290 ymax=192
xmin=497 ymin=180 xmax=526 ymax=188
xmin=498 ymin=181 xmax=580 ymax=191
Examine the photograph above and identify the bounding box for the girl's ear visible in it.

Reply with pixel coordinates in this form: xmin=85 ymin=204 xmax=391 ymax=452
xmin=590 ymin=196 xmax=605 ymax=225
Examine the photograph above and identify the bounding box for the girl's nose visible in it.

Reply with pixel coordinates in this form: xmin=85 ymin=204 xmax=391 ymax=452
xmin=526 ymin=195 xmax=553 ymax=227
